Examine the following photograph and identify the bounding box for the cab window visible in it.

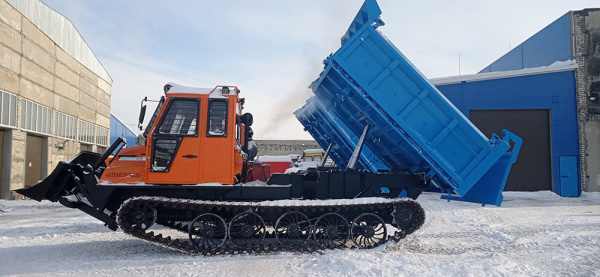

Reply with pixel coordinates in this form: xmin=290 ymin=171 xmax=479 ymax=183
xmin=152 ymin=139 xmax=178 ymax=172
xmin=207 ymin=99 xmax=228 ymax=137
xmin=158 ymin=98 xmax=199 ymax=136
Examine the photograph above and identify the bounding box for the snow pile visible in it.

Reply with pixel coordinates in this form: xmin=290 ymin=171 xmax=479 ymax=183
xmin=284 ymin=167 xmax=305 ymax=174
xmin=284 ymin=161 xmax=331 ymax=173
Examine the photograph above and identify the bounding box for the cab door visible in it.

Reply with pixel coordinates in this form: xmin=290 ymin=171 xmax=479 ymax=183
xmin=146 ymin=97 xmax=201 ymax=184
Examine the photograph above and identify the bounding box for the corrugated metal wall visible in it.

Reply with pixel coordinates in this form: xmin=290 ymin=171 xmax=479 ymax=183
xmin=435 ymin=70 xmax=580 ymax=195
xmin=479 ymin=12 xmax=572 ymax=73
xmin=110 ymin=115 xmax=137 ymax=148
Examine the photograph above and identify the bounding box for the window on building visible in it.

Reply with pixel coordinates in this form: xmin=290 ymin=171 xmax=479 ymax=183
xmin=78 ymin=120 xmax=96 ymax=144
xmin=158 ymin=99 xmax=199 ymax=136
xmin=207 ymin=99 xmax=228 ymax=137
xmin=96 ymin=126 xmax=109 ymax=146
xmin=80 ymin=143 xmax=93 ymax=152
xmin=21 ymin=99 xmax=51 ymax=135
xmin=97 ymin=146 xmax=107 ymax=154
xmin=0 ymin=90 xmax=17 ymax=128
xmin=55 ymin=112 xmax=77 ymax=140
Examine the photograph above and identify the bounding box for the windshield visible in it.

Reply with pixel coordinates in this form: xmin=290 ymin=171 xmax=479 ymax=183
xmin=143 ymin=96 xmax=165 ymax=138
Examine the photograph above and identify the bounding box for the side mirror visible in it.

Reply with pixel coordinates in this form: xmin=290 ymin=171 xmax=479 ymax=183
xmin=138 ymin=97 xmax=148 ymax=131
xmin=241 ymin=113 xmax=253 ymax=127
xmin=138 ymin=105 xmax=147 ymax=130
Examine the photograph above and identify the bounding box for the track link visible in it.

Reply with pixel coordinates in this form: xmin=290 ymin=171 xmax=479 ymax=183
xmin=117 ymin=197 xmax=425 ymax=255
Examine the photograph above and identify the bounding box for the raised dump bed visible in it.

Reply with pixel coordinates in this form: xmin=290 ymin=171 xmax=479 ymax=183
xmin=295 ymin=96 xmax=387 ymax=172
xmin=295 ymin=0 xmax=522 ymax=206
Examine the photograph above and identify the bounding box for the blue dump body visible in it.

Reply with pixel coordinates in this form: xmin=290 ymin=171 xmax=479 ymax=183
xmin=294 ymin=0 xmax=522 ymax=206
xmin=296 ymin=96 xmax=388 ymax=172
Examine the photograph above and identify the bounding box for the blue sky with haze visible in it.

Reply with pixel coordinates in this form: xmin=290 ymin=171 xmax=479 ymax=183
xmin=40 ymin=0 xmax=598 ymax=139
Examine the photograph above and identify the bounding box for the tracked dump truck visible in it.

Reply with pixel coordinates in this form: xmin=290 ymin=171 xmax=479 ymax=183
xmin=16 ymin=0 xmax=521 ymax=255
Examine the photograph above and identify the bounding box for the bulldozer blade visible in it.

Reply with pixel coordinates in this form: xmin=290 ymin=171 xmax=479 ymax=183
xmin=14 ymin=140 xmax=124 ymax=231
xmin=15 ymin=162 xmax=74 ymax=202
xmin=14 ymin=137 xmax=124 ymax=202
xmin=14 ymin=150 xmax=104 ymax=202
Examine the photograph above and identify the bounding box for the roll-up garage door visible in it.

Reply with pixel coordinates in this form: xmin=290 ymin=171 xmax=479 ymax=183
xmin=25 ymin=135 xmax=43 ymax=188
xmin=469 ymin=109 xmax=552 ymax=191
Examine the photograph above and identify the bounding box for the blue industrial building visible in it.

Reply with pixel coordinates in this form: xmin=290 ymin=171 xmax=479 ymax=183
xmin=431 ymin=8 xmax=600 ymax=195
xmin=110 ymin=113 xmax=137 ymax=149
xmin=432 ymin=64 xmax=579 ymax=196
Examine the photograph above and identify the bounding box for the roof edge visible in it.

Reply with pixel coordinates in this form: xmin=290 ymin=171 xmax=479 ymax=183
xmin=7 ymin=0 xmax=113 ymax=84
xmin=110 ymin=112 xmax=138 ymax=135
xmin=431 ymin=60 xmax=578 ymax=86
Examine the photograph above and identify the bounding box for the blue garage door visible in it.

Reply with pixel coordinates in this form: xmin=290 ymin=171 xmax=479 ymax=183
xmin=469 ymin=109 xmax=551 ymax=191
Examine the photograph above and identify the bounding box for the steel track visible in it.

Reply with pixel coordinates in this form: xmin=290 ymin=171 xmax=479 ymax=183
xmin=117 ymin=197 xmax=425 ymax=255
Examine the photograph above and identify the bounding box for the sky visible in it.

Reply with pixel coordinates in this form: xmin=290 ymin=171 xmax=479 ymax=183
xmin=39 ymin=0 xmax=599 ymax=140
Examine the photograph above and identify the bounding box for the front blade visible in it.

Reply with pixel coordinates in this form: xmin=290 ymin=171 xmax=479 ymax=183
xmin=15 ymin=162 xmax=73 ymax=202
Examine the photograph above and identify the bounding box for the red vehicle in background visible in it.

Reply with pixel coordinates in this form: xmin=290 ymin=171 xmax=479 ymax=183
xmin=257 ymin=155 xmax=293 ymax=174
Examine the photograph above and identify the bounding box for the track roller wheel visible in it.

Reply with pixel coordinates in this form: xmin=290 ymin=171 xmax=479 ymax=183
xmin=313 ymin=212 xmax=350 ymax=248
xmin=188 ymin=213 xmax=227 ymax=249
xmin=274 ymin=211 xmax=311 ymax=245
xmin=350 ymin=213 xmax=387 ymax=249
xmin=125 ymin=203 xmax=156 ymax=231
xmin=228 ymin=212 xmax=266 ymax=247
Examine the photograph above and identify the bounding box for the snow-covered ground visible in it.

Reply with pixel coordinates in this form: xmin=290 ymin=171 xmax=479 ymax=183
xmin=1 ymin=191 xmax=599 ymax=277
